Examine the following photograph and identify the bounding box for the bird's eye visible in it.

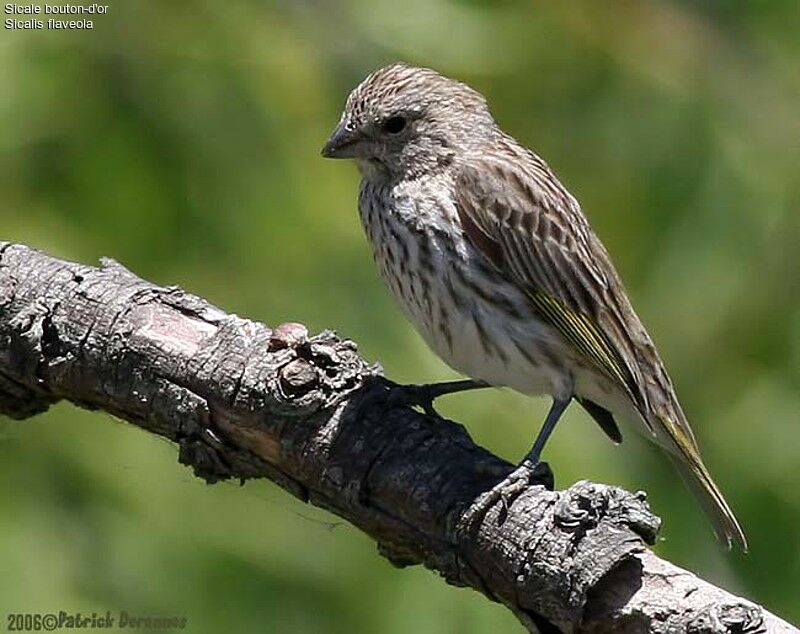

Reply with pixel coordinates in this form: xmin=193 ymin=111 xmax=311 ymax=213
xmin=382 ymin=116 xmax=407 ymax=134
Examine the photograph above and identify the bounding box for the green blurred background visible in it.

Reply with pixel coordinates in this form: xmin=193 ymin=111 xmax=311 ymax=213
xmin=2 ymin=0 xmax=799 ymax=630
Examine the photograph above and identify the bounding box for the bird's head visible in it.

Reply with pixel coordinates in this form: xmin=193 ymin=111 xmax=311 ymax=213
xmin=322 ymin=64 xmax=495 ymax=180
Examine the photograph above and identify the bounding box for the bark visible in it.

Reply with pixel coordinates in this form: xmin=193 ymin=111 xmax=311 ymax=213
xmin=0 ymin=241 xmax=794 ymax=633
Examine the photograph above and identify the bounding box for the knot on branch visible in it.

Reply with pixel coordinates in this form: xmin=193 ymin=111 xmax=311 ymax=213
xmin=554 ymin=480 xmax=660 ymax=545
xmin=175 ymin=326 xmax=378 ymax=487
xmin=688 ymin=602 xmax=765 ymax=634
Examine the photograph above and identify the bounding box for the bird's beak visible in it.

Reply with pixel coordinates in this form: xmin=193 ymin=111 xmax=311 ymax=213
xmin=321 ymin=121 xmax=361 ymax=159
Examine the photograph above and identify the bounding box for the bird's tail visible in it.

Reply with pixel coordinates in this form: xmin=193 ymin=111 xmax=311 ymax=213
xmin=655 ymin=412 xmax=747 ymax=551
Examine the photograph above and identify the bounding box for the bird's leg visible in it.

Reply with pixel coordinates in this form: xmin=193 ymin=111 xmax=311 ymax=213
xmin=489 ymin=396 xmax=572 ymax=495
xmin=384 ymin=379 xmax=490 ymax=417
xmin=459 ymin=397 xmax=571 ymax=531
xmin=519 ymin=396 xmax=571 ymax=469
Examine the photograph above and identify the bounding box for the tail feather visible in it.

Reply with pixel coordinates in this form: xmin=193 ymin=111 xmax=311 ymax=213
xmin=641 ymin=403 xmax=748 ymax=550
xmin=666 ymin=450 xmax=747 ymax=551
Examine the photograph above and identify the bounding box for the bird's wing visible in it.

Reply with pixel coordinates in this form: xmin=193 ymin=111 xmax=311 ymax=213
xmin=453 ymin=149 xmax=650 ymax=421
xmin=453 ymin=145 xmax=747 ymax=550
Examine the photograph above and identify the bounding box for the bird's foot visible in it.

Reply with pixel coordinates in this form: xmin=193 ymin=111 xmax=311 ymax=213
xmin=358 ymin=376 xmax=488 ymax=419
xmin=383 ymin=381 xmax=443 ymax=417
xmin=521 ymin=459 xmax=555 ymax=491
xmin=357 ymin=376 xmax=442 ymax=418
xmin=460 ymin=461 xmax=554 ymax=530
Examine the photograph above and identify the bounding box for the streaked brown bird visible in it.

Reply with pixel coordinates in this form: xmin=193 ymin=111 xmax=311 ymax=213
xmin=322 ymin=63 xmax=746 ymax=550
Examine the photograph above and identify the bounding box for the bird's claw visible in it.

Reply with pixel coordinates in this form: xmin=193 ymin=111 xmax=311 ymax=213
xmin=520 ymin=460 xmax=555 ymax=491
xmin=358 ymin=377 xmax=442 ymax=418
xmin=460 ymin=461 xmax=555 ymax=530
xmin=385 ymin=383 xmax=441 ymax=417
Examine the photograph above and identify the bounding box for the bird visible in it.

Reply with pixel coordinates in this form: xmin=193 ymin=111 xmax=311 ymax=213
xmin=321 ymin=63 xmax=746 ymax=550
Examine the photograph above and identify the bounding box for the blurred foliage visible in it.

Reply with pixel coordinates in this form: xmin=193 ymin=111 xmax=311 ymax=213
xmin=1 ymin=0 xmax=799 ymax=630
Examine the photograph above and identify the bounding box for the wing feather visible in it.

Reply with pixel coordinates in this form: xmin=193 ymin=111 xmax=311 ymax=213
xmin=454 ymin=152 xmax=647 ymax=415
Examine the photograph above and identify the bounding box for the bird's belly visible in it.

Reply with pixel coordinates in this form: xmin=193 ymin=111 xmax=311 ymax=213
xmin=416 ymin=299 xmax=559 ymax=396
xmin=373 ymin=240 xmax=572 ymax=397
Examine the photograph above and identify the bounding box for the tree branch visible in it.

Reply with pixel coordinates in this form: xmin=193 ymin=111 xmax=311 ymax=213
xmin=0 ymin=241 xmax=794 ymax=633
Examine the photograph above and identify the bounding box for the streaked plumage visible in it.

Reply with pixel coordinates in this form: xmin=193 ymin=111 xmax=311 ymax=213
xmin=322 ymin=63 xmax=746 ymax=550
